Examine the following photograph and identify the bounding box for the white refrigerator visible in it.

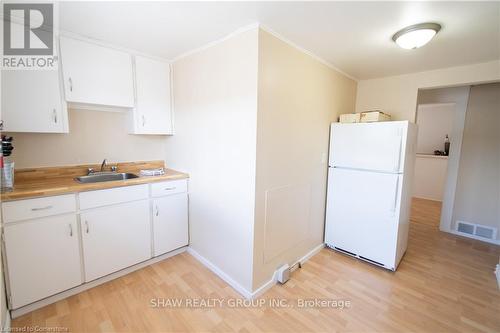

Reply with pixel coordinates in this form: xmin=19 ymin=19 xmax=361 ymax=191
xmin=325 ymin=121 xmax=417 ymax=271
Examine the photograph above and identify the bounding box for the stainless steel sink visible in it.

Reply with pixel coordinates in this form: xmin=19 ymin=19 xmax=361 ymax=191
xmin=75 ymin=172 xmax=139 ymax=183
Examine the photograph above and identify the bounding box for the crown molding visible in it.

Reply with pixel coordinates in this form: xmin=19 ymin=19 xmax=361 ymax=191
xmin=171 ymin=22 xmax=357 ymax=81
xmin=172 ymin=22 xmax=260 ymax=62
xmin=258 ymin=24 xmax=357 ymax=81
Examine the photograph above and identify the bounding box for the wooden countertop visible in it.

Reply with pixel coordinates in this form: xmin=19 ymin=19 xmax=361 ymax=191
xmin=1 ymin=161 xmax=189 ymax=201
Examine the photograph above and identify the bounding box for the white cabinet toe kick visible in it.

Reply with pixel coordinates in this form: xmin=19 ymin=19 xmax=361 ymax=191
xmin=1 ymin=179 xmax=189 ymax=317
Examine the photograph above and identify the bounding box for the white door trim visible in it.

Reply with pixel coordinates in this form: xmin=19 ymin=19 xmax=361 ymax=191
xmin=415 ymin=88 xmax=470 ymax=233
xmin=440 ymin=88 xmax=469 ymax=233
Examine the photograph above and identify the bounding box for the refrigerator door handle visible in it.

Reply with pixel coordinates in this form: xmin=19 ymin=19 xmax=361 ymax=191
xmin=390 ymin=176 xmax=399 ymax=215
xmin=393 ymin=129 xmax=403 ymax=172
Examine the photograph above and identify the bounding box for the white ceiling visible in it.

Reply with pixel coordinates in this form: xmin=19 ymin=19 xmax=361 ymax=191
xmin=59 ymin=1 xmax=500 ymax=80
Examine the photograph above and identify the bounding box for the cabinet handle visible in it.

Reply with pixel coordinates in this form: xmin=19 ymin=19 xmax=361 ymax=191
xmin=155 ymin=205 xmax=159 ymax=217
xmin=69 ymin=77 xmax=73 ymax=92
xmin=31 ymin=205 xmax=53 ymax=211
xmin=85 ymin=220 xmax=89 ymax=234
xmin=142 ymin=115 xmax=146 ymax=127
xmin=53 ymin=109 xmax=57 ymax=123
xmin=164 ymin=187 xmax=176 ymax=191
xmin=69 ymin=224 xmax=73 ymax=237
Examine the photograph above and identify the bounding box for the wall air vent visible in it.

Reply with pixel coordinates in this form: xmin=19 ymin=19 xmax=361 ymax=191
xmin=457 ymin=221 xmax=474 ymax=235
xmin=456 ymin=221 xmax=497 ymax=240
xmin=476 ymin=226 xmax=495 ymax=239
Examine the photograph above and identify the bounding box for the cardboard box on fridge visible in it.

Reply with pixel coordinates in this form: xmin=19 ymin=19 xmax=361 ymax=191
xmin=360 ymin=111 xmax=391 ymax=122
xmin=339 ymin=113 xmax=361 ymax=123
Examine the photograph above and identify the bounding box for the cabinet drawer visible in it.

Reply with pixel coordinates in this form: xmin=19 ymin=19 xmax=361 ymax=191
xmin=79 ymin=184 xmax=148 ymax=210
xmin=151 ymin=179 xmax=187 ymax=197
xmin=2 ymin=194 xmax=76 ymax=223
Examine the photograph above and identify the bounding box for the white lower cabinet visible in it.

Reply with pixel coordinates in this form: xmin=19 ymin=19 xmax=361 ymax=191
xmin=153 ymin=193 xmax=189 ymax=256
xmin=80 ymin=200 xmax=151 ymax=282
xmin=4 ymin=214 xmax=82 ymax=308
xmin=1 ymin=179 xmax=188 ymax=311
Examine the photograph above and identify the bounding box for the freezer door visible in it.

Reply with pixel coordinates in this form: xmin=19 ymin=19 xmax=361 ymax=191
xmin=329 ymin=122 xmax=406 ymax=173
xmin=325 ymin=168 xmax=401 ymax=268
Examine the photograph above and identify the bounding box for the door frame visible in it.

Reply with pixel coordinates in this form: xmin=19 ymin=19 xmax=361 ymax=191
xmin=415 ymin=90 xmax=470 ymax=233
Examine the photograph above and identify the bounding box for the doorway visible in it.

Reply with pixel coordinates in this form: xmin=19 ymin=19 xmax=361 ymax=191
xmin=414 ymin=86 xmax=470 ymax=230
xmin=414 ymin=83 xmax=500 ymax=245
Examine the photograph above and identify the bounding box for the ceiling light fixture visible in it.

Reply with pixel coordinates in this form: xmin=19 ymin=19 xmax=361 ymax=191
xmin=392 ymin=23 xmax=441 ymax=50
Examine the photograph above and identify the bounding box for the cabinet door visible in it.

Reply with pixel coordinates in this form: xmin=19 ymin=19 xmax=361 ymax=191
xmin=132 ymin=56 xmax=173 ymax=134
xmin=152 ymin=193 xmax=188 ymax=256
xmin=4 ymin=214 xmax=82 ymax=308
xmin=1 ymin=68 xmax=66 ymax=133
xmin=80 ymin=200 xmax=151 ymax=281
xmin=60 ymin=37 xmax=134 ymax=108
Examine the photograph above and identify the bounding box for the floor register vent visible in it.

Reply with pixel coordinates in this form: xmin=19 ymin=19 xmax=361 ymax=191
xmin=456 ymin=221 xmax=497 ymax=240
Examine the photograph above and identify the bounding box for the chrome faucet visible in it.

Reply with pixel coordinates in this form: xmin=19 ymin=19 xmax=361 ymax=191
xmin=86 ymin=159 xmax=116 ymax=175
xmin=100 ymin=159 xmax=107 ymax=172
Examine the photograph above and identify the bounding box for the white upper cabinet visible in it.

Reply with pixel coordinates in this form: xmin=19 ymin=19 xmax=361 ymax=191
xmin=3 ymin=35 xmax=174 ymax=134
xmin=130 ymin=56 xmax=173 ymax=135
xmin=1 ymin=25 xmax=67 ymax=133
xmin=59 ymin=37 xmax=134 ymax=108
xmin=2 ymin=70 xmax=67 ymax=133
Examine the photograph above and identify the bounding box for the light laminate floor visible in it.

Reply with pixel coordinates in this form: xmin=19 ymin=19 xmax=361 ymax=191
xmin=12 ymin=198 xmax=500 ymax=332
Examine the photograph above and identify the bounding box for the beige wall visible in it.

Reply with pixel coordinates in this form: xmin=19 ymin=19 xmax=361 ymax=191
xmin=415 ymin=103 xmax=454 ymax=154
xmin=165 ymin=27 xmax=357 ymax=293
xmin=166 ymin=28 xmax=259 ymax=292
xmin=6 ymin=109 xmax=167 ymax=168
xmin=453 ymin=83 xmax=500 ymax=239
xmin=356 ymin=60 xmax=500 ymax=122
xmin=253 ymin=29 xmax=357 ymax=289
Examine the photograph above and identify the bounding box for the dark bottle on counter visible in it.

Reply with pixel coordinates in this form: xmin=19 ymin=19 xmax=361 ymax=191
xmin=444 ymin=135 xmax=450 ymax=156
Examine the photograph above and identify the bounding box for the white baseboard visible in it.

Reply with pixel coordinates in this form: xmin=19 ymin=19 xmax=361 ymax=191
xmin=186 ymin=248 xmax=253 ymax=299
xmin=188 ymin=244 xmax=325 ymax=300
xmin=251 ymin=243 xmax=325 ymax=299
xmin=450 ymin=230 xmax=500 ymax=245
xmin=11 ymin=247 xmax=187 ymax=319
xmin=298 ymin=243 xmax=325 ymax=264
xmin=2 ymin=312 xmax=11 ymax=332
xmin=495 ymin=264 xmax=500 ymax=290
xmin=250 ymin=271 xmax=277 ymax=299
